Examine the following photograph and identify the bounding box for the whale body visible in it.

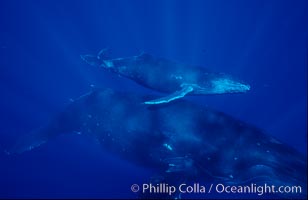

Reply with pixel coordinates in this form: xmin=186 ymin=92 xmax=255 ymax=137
xmin=9 ymin=89 xmax=306 ymax=198
xmin=81 ymin=50 xmax=250 ymax=104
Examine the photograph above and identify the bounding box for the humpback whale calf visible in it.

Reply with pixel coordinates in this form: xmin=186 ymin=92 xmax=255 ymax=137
xmin=80 ymin=49 xmax=250 ymax=104
xmin=8 ymin=88 xmax=306 ymax=198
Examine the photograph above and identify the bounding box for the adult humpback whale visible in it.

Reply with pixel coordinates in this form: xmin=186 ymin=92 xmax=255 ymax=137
xmin=8 ymin=88 xmax=306 ymax=198
xmin=80 ymin=49 xmax=250 ymax=104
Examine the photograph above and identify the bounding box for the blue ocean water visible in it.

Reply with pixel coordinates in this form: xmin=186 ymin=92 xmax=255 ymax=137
xmin=0 ymin=0 xmax=307 ymax=199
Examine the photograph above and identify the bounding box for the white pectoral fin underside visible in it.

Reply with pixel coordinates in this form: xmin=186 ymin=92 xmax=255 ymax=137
xmin=144 ymin=84 xmax=194 ymax=105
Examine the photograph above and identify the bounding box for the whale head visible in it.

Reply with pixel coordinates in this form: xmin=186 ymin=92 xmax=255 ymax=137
xmin=209 ymin=76 xmax=251 ymax=94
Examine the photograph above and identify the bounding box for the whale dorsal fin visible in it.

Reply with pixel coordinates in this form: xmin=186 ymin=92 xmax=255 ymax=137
xmin=144 ymin=84 xmax=194 ymax=105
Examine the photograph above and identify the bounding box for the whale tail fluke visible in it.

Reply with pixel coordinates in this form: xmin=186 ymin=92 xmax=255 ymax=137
xmin=80 ymin=48 xmax=110 ymax=67
xmin=97 ymin=48 xmax=110 ymax=60
xmin=80 ymin=54 xmax=100 ymax=66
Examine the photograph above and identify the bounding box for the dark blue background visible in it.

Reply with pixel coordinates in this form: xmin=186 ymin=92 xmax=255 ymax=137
xmin=0 ymin=0 xmax=307 ymax=198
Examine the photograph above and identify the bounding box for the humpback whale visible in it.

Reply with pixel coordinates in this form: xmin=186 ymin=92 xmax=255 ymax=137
xmin=80 ymin=49 xmax=250 ymax=104
xmin=8 ymin=88 xmax=306 ymax=198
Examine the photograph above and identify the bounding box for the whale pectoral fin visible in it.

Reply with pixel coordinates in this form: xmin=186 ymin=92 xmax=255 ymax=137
xmin=80 ymin=54 xmax=100 ymax=66
xmin=139 ymin=157 xmax=194 ymax=199
xmin=8 ymin=128 xmax=49 ymax=155
xmin=144 ymin=85 xmax=194 ymax=105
